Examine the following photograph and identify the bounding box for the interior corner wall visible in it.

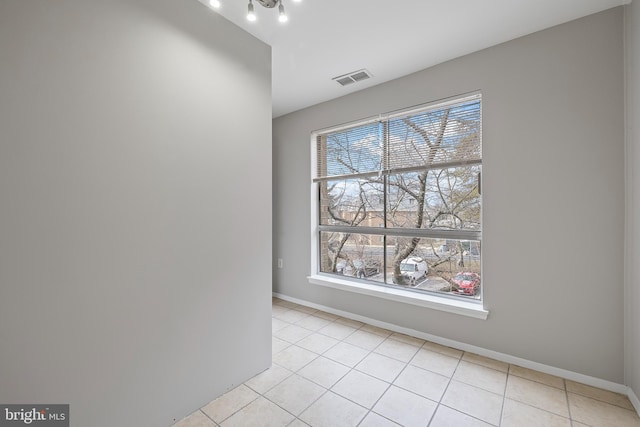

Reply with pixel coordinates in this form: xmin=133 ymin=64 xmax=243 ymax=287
xmin=273 ymin=7 xmax=625 ymax=382
xmin=626 ymin=0 xmax=640 ymax=400
xmin=0 ymin=1 xmax=272 ymax=426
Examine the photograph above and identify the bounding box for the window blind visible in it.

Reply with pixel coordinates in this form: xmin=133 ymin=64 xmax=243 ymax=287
xmin=314 ymin=94 xmax=481 ymax=182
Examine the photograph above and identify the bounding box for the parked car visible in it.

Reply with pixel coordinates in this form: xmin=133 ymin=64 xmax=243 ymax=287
xmin=336 ymin=259 xmax=380 ymax=278
xmin=452 ymin=272 xmax=481 ymax=295
xmin=393 ymin=257 xmax=428 ymax=285
xmin=353 ymin=259 xmax=380 ymax=278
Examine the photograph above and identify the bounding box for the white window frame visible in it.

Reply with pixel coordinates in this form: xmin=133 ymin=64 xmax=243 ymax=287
xmin=308 ymin=93 xmax=488 ymax=320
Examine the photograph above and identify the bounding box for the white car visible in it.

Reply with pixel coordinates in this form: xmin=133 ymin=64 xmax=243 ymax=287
xmin=398 ymin=257 xmax=428 ymax=285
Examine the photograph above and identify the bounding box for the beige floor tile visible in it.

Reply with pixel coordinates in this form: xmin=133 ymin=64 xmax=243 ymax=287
xmin=410 ymin=348 xmax=460 ymax=377
xmin=273 ymin=345 xmax=318 ymax=371
xmin=220 ymin=397 xmax=294 ymax=427
xmin=429 ymin=405 xmax=493 ymax=427
xmin=566 ymin=380 xmax=635 ymax=411
xmin=360 ymin=324 xmax=393 ymax=338
xmin=505 ymin=375 xmax=569 ymax=418
xmin=441 ymin=380 xmax=503 ymax=425
xmin=299 ymin=391 xmax=368 ymax=427
xmin=323 ymin=342 xmax=370 ymax=367
xmin=264 ymin=374 xmax=326 ymax=416
xmin=331 ymin=370 xmax=390 ymax=408
xmin=274 ymin=300 xmax=297 ymax=309
xmin=508 ymin=365 xmax=565 ymax=390
xmin=286 ymin=419 xmax=310 ymax=427
xmin=274 ymin=324 xmax=314 ymax=344
xmin=372 ymin=385 xmax=437 ymax=426
xmin=273 ymin=337 xmax=291 ymax=355
xmin=294 ymin=315 xmax=331 ymax=331
xmin=374 ymin=338 xmax=420 ymax=363
xmin=355 ymin=352 xmax=406 ymax=383
xmin=201 ymin=385 xmax=259 ymax=424
xmin=388 ymin=332 xmax=425 ymax=347
xmin=344 ymin=329 xmax=386 ymax=351
xmin=312 ymin=311 xmax=340 ymax=321
xmin=244 ymin=364 xmax=292 ymax=394
xmin=272 ymin=318 xmax=290 ymax=333
xmin=272 ymin=305 xmax=291 ymax=316
xmin=453 ymin=360 xmax=507 ymax=395
xmin=335 ymin=317 xmax=365 ymax=328
xmin=295 ymin=305 xmax=319 ymax=315
xmin=172 ymin=410 xmax=216 ymax=427
xmin=462 ymin=352 xmax=509 ymax=373
xmin=276 ymin=309 xmax=311 ymax=323
xmin=568 ymin=393 xmax=640 ymax=427
xmin=296 ymin=333 xmax=339 ymax=355
xmin=358 ymin=412 xmax=401 ymax=426
xmin=317 ymin=322 xmax=358 ymax=340
xmin=263 ymin=302 xmax=640 ymax=427
xmin=297 ymin=356 xmax=350 ymax=388
xmin=501 ymin=398 xmax=570 ymax=427
xmin=393 ymin=364 xmax=449 ymax=402
xmin=422 ymin=341 xmax=464 ymax=359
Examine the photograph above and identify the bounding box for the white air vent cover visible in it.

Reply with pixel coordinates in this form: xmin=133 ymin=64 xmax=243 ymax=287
xmin=332 ymin=69 xmax=372 ymax=86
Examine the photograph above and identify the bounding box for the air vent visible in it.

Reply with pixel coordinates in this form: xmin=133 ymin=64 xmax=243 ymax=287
xmin=332 ymin=69 xmax=372 ymax=86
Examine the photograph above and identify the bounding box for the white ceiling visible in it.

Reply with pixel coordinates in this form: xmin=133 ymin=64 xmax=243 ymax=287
xmin=200 ymin=0 xmax=628 ymax=117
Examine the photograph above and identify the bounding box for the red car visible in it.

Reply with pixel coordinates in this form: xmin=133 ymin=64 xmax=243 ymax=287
xmin=452 ymin=272 xmax=481 ymax=295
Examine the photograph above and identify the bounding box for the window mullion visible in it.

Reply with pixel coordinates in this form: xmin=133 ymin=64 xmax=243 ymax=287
xmin=382 ymin=119 xmax=388 ymax=283
xmin=318 ymin=224 xmax=480 ymax=240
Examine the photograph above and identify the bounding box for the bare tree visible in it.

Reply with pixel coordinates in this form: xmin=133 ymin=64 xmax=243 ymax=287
xmin=319 ymin=102 xmax=481 ymax=286
xmin=322 ymin=180 xmax=370 ymax=272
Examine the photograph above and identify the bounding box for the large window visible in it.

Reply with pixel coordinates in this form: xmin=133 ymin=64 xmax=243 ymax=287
xmin=313 ymin=94 xmax=482 ymax=301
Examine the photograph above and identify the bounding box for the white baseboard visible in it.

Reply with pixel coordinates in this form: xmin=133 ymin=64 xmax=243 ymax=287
xmin=629 ymin=386 xmax=640 ymax=415
xmin=273 ymin=292 xmax=633 ymax=401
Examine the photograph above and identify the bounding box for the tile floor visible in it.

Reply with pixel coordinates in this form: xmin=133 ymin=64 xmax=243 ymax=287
xmin=172 ymin=298 xmax=640 ymax=427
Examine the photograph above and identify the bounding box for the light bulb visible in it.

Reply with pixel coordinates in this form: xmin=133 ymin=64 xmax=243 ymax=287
xmin=209 ymin=0 xmax=221 ymax=9
xmin=278 ymin=1 xmax=288 ymax=23
xmin=247 ymin=0 xmax=256 ymax=21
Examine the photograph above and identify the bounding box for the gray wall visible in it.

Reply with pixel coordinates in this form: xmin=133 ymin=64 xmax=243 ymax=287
xmin=626 ymin=0 xmax=640 ymax=400
xmin=0 ymin=1 xmax=272 ymax=426
xmin=274 ymin=8 xmax=625 ymax=382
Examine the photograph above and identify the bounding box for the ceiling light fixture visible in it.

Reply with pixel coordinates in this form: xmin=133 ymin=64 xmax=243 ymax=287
xmin=206 ymin=0 xmax=297 ymax=23
xmin=248 ymin=0 xmax=289 ymax=23
xmin=278 ymin=1 xmax=288 ymax=23
xmin=247 ymin=0 xmax=257 ymax=21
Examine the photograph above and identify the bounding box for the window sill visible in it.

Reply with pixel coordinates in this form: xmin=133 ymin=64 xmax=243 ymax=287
xmin=307 ymin=274 xmax=489 ymax=320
